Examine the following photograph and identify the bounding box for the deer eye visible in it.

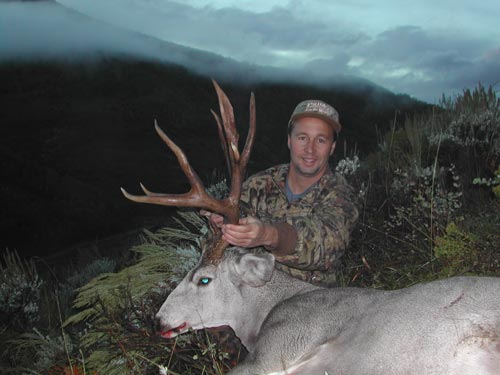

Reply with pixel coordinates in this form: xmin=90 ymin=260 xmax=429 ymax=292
xmin=198 ymin=277 xmax=211 ymax=286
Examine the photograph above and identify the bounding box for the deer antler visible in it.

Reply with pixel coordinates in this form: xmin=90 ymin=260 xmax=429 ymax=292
xmin=121 ymin=80 xmax=256 ymax=263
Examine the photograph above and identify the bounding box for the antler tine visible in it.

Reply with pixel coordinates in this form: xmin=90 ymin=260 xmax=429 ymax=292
xmin=153 ymin=119 xmax=201 ymax=186
xmin=118 ymin=183 xmax=163 ymax=202
xmin=211 ymin=109 xmax=232 ymax=177
xmin=241 ymin=92 xmax=256 ymax=174
xmin=212 ymin=80 xmax=240 ymax=163
xmin=121 ymin=120 xmax=226 ymax=214
xmin=211 ymin=80 xmax=252 ymax=211
xmin=140 ymin=182 xmax=160 ymax=196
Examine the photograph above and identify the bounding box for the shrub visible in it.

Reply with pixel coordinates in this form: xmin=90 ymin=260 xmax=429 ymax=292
xmin=344 ymin=84 xmax=499 ymax=288
xmin=5 ymin=328 xmax=74 ymax=375
xmin=0 ymin=250 xmax=44 ymax=330
xmin=434 ymin=222 xmax=479 ymax=276
xmin=474 ymin=164 xmax=500 ymax=200
xmin=431 ymin=84 xmax=500 ymax=201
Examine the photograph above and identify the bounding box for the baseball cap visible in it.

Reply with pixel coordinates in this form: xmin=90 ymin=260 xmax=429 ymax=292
xmin=288 ymin=99 xmax=342 ymax=134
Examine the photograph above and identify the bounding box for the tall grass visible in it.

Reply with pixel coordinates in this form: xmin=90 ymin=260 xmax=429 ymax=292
xmin=341 ymin=84 xmax=499 ymax=288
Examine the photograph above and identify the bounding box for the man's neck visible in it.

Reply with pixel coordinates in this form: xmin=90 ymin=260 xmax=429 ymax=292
xmin=287 ymin=166 xmax=327 ymax=194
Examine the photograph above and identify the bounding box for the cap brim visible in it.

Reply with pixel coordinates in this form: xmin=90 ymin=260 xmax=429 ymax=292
xmin=290 ymin=113 xmax=342 ymax=133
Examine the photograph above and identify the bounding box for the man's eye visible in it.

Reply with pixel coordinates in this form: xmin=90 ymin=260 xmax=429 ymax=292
xmin=198 ymin=277 xmax=211 ymax=286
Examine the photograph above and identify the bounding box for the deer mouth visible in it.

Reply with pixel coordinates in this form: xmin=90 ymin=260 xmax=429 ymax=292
xmin=159 ymin=322 xmax=189 ymax=339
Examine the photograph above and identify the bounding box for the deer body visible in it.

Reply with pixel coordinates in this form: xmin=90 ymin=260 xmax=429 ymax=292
xmin=157 ymin=249 xmax=500 ymax=375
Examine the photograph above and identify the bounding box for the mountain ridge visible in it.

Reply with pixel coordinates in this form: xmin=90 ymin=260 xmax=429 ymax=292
xmin=0 ymin=0 xmax=409 ymax=99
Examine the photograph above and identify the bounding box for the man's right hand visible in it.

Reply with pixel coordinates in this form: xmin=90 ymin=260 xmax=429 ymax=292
xmin=221 ymin=216 xmax=278 ymax=249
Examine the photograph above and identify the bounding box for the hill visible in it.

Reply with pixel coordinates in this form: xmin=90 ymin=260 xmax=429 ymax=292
xmin=0 ymin=58 xmax=427 ymax=257
xmin=0 ymin=1 xmax=427 ymax=256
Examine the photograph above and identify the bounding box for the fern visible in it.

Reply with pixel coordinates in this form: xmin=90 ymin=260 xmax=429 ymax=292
xmin=63 ymin=210 xmax=204 ymax=374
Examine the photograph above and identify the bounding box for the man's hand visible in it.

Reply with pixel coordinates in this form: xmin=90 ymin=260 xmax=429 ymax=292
xmin=222 ymin=216 xmax=278 ymax=249
xmin=200 ymin=210 xmax=224 ymax=228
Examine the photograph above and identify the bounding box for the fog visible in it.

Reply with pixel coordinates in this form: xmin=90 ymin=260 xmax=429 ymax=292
xmin=1 ymin=2 xmax=208 ymax=63
xmin=2 ymin=0 xmax=499 ymax=102
xmin=0 ymin=1 xmax=333 ymax=90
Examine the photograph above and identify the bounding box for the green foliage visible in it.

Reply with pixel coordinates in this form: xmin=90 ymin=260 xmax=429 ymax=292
xmin=4 ymin=328 xmax=73 ymax=375
xmin=0 ymin=250 xmax=44 ymax=329
xmin=63 ymin=212 xmax=202 ymax=326
xmin=63 ymin=243 xmax=193 ymax=327
xmin=56 ymin=257 xmax=118 ymax=319
xmin=494 ymin=184 xmax=500 ymax=200
xmin=61 ymin=209 xmax=240 ymax=375
xmin=1 ymin=253 xmax=119 ymax=374
xmin=474 ymin=164 xmax=500 ymax=199
xmin=435 ymin=84 xmax=500 ymax=154
xmin=343 ymin=84 xmax=500 ymax=289
xmin=432 ymin=84 xmax=500 ymax=200
xmin=386 ymin=163 xmax=462 ymax=244
xmin=434 ymin=222 xmax=478 ymax=276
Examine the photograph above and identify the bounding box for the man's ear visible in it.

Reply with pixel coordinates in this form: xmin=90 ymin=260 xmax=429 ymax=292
xmin=287 ymin=135 xmax=291 ymax=150
xmin=232 ymin=252 xmax=275 ymax=287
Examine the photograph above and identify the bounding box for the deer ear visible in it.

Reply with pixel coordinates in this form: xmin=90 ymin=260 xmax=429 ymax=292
xmin=233 ymin=252 xmax=275 ymax=287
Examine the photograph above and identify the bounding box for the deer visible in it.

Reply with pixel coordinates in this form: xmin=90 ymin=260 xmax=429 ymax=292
xmin=122 ymin=81 xmax=500 ymax=375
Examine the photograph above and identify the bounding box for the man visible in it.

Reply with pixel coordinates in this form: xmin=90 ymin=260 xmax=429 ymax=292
xmin=207 ymin=99 xmax=358 ymax=286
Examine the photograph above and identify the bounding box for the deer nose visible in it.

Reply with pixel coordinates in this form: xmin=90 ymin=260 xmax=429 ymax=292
xmin=154 ymin=314 xmax=164 ymax=332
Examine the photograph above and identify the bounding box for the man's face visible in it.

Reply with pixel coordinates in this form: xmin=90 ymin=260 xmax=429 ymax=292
xmin=287 ymin=117 xmax=336 ymax=179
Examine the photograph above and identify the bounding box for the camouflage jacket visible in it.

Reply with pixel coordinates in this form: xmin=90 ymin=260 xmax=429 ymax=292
xmin=240 ymin=164 xmax=359 ymax=287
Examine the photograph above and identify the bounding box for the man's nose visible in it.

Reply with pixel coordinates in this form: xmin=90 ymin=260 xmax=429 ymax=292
xmin=304 ymin=140 xmax=314 ymax=153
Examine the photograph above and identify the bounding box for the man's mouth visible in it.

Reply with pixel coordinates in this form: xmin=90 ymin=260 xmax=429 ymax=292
xmin=302 ymin=158 xmax=317 ymax=166
xmin=159 ymin=322 xmax=188 ymax=339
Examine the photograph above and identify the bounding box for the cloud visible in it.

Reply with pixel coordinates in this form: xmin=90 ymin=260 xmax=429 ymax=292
xmin=2 ymin=0 xmax=499 ymax=103
xmin=304 ymin=53 xmax=351 ymax=72
xmin=351 ymin=26 xmax=499 ymax=101
xmin=55 ymin=0 xmax=369 ymax=68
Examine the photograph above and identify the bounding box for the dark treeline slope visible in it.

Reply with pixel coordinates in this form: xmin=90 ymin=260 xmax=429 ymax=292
xmin=0 ymin=58 xmax=427 ymax=257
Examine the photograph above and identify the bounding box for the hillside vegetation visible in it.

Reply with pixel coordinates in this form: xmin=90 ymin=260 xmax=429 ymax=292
xmin=1 ymin=83 xmax=498 ymax=374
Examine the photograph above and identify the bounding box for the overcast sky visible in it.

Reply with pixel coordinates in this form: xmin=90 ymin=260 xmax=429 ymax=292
xmin=4 ymin=0 xmax=500 ymax=103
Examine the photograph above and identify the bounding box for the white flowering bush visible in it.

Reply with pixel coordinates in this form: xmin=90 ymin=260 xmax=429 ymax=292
xmin=428 ymin=85 xmax=500 ymax=200
xmin=431 ymin=85 xmax=499 ymax=153
xmin=344 ymin=85 xmax=500 ymax=290
xmin=335 ymin=155 xmax=361 ymax=177
xmin=386 ymin=163 xmax=462 ymax=243
xmin=207 ymin=178 xmax=230 ymax=199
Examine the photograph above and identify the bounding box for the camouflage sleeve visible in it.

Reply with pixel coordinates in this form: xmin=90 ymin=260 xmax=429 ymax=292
xmin=274 ymin=181 xmax=359 ymax=271
xmin=239 ymin=177 xmax=258 ymax=217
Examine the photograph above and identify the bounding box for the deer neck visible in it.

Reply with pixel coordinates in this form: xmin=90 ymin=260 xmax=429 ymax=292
xmin=230 ymin=268 xmax=321 ymax=350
